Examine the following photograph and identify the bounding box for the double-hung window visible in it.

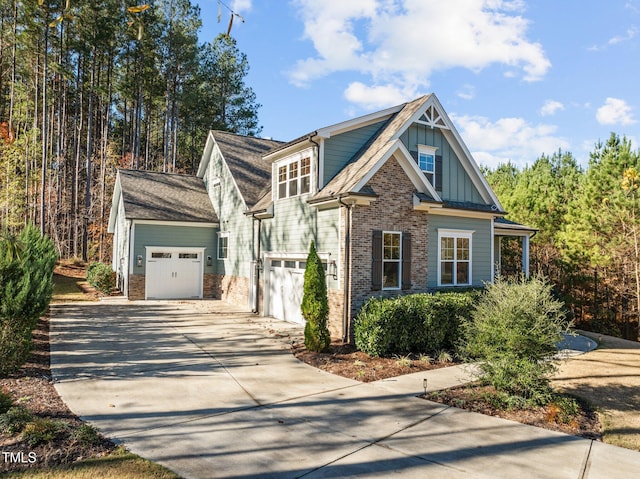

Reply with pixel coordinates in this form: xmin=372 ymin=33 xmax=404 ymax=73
xmin=438 ymin=230 xmax=472 ymax=286
xmin=382 ymin=231 xmax=402 ymax=290
xmin=417 ymin=145 xmax=437 ymax=186
xmin=277 ymin=157 xmax=312 ymax=199
xmin=217 ymin=232 xmax=229 ymax=260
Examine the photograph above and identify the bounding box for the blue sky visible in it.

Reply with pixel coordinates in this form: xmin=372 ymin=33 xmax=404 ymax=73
xmin=195 ymin=0 xmax=640 ymax=168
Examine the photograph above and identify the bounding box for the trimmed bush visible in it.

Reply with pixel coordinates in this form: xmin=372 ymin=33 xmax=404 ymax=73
xmin=354 ymin=291 xmax=476 ymax=357
xmin=86 ymin=262 xmax=115 ymax=294
xmin=0 ymin=225 xmax=57 ymax=376
xmin=460 ymin=275 xmax=570 ymax=405
xmin=302 ymin=241 xmax=330 ymax=352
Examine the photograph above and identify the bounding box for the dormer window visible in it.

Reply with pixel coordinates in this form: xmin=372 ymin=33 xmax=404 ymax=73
xmin=417 ymin=145 xmax=438 ymax=186
xmin=277 ymin=156 xmax=312 ymax=199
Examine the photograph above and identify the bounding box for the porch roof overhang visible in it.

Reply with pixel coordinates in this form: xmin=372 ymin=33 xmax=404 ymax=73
xmin=494 ymin=217 xmax=538 ymax=237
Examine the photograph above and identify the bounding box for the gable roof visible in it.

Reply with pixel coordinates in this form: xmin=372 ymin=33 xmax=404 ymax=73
xmin=311 ymin=94 xmax=504 ymax=212
xmin=313 ymin=96 xmax=438 ymax=200
xmin=198 ymin=131 xmax=283 ymax=209
xmin=116 ymin=169 xmax=218 ymax=223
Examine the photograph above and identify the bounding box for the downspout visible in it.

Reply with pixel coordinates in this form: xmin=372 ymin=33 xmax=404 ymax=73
xmin=249 ymin=214 xmax=262 ymax=314
xmin=338 ymin=196 xmax=353 ymax=343
xmin=308 ymin=132 xmax=320 ymax=189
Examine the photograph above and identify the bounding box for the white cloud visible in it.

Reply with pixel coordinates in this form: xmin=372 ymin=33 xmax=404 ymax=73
xmin=589 ymin=26 xmax=639 ymax=51
xmin=457 ymin=84 xmax=476 ymax=100
xmin=596 ymin=97 xmax=636 ymax=125
xmin=290 ymin=0 xmax=551 ymax=108
xmin=344 ymin=82 xmax=419 ymax=110
xmin=540 ymin=100 xmax=564 ymax=116
xmin=452 ymin=113 xmax=570 ymax=168
xmin=232 ymin=0 xmax=252 ymax=12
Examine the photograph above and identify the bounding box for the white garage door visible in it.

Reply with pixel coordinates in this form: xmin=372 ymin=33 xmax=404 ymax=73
xmin=146 ymin=248 xmax=203 ymax=299
xmin=268 ymin=259 xmax=306 ymax=324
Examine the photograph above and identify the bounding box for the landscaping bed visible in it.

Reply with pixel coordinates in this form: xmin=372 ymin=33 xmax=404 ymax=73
xmin=293 ymin=341 xmax=454 ymax=382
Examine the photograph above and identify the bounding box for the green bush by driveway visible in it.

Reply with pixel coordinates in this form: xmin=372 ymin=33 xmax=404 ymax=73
xmin=354 ymin=291 xmax=477 ymax=357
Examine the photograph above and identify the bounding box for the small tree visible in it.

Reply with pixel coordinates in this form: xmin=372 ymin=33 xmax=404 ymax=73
xmin=301 ymin=241 xmax=330 ymax=352
xmin=460 ymin=275 xmax=570 ymax=404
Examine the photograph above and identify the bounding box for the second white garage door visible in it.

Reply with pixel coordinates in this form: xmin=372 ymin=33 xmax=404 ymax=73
xmin=145 ymin=248 xmax=204 ymax=299
xmin=267 ymin=258 xmax=305 ymax=324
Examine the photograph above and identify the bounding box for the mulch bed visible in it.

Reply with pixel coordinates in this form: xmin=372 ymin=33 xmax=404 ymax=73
xmin=292 ymin=341 xmax=453 ymax=382
xmin=0 ymin=314 xmax=117 ymax=473
xmin=424 ymin=385 xmax=602 ymax=439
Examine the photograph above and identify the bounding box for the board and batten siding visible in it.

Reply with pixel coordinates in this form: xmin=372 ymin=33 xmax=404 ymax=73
xmin=131 ymin=224 xmax=216 ymax=276
xmin=399 ymin=124 xmax=484 ymax=204
xmin=322 ymin=120 xmax=388 ymax=186
xmin=427 ymin=215 xmax=492 ymax=288
xmin=261 ymin=196 xmax=341 ymax=290
xmin=112 ymin=195 xmax=130 ymax=292
xmin=203 ymin=145 xmax=255 ymax=278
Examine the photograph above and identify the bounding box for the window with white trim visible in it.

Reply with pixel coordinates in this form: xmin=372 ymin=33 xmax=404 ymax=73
xmin=418 ymin=145 xmax=437 ymax=186
xmin=277 ymin=157 xmax=312 ymax=199
xmin=438 ymin=230 xmax=472 ymax=286
xmin=217 ymin=232 xmax=229 ymax=259
xmin=383 ymin=231 xmax=402 ymax=290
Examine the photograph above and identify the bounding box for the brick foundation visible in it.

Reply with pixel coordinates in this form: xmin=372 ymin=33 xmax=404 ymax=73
xmin=128 ymin=274 xmax=145 ymax=300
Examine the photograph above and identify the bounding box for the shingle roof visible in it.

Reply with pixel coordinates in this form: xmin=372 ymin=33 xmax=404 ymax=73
xmin=211 ymin=131 xmax=284 ymax=208
xmin=314 ymin=95 xmax=430 ymax=199
xmin=119 ymin=169 xmax=218 ymax=223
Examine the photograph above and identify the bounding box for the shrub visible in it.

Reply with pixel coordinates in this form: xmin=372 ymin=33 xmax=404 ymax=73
xmin=302 ymin=242 xmax=331 ymax=352
xmin=72 ymin=423 xmax=103 ymax=447
xmin=0 ymin=225 xmax=57 ymax=376
xmin=460 ymin=275 xmax=570 ymax=405
xmin=22 ymin=417 xmax=68 ymax=446
xmin=354 ymin=291 xmax=476 ymax=357
xmin=0 ymin=390 xmax=14 ymax=415
xmin=86 ymin=262 xmax=115 ymax=294
xmin=0 ymin=406 xmax=34 ymax=434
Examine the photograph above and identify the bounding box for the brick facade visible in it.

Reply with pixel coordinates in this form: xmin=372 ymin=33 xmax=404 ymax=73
xmin=348 ymin=155 xmax=429 ymax=331
xmin=215 ymin=274 xmax=250 ymax=308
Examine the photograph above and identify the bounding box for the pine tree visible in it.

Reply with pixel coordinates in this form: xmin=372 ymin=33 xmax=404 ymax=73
xmin=301 ymin=241 xmax=330 ymax=352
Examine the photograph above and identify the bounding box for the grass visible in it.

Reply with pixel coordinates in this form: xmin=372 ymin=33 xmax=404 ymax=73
xmin=52 ymin=273 xmax=95 ymax=302
xmin=3 ymin=446 xmax=181 ymax=479
xmin=551 ymin=330 xmax=640 ymax=451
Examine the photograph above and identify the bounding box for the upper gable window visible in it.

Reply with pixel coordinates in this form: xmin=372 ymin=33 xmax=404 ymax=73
xmin=417 ymin=145 xmax=438 ymax=186
xmin=277 ymin=157 xmax=312 ymax=199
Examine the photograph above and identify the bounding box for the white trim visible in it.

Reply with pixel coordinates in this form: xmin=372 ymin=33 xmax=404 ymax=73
xmin=318 ymin=139 xmax=325 ymax=190
xmin=491 ymin=218 xmax=495 ymax=283
xmin=427 ymin=208 xmax=499 ymax=220
xmin=382 ymin=231 xmax=402 ymax=291
xmin=132 ymin=219 xmax=218 ymax=228
xmin=273 ymin=147 xmax=315 ymax=201
xmin=437 ymin=229 xmax=474 ymax=287
xmin=315 ymin=105 xmax=402 ymax=139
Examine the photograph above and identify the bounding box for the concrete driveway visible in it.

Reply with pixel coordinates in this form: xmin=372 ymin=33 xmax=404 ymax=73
xmin=50 ymin=299 xmax=640 ymax=478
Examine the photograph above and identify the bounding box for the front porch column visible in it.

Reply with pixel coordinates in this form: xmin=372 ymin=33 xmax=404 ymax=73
xmin=522 ymin=235 xmax=530 ymax=278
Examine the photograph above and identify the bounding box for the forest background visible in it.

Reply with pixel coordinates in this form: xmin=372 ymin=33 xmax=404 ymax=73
xmin=1 ymin=1 xmax=639 ymax=341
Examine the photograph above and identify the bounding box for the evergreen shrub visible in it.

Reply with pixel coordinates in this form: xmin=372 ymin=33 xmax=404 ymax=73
xmin=460 ymin=275 xmax=570 ymax=405
xmin=86 ymin=262 xmax=115 ymax=294
xmin=0 ymin=225 xmax=57 ymax=376
xmin=353 ymin=291 xmax=476 ymax=357
xmin=301 ymin=241 xmax=330 ymax=352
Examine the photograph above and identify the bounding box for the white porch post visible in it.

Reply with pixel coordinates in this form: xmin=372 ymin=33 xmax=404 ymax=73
xmin=522 ymin=235 xmax=530 ymax=278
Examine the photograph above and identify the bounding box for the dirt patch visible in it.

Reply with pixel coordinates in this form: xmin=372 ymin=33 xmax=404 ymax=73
xmin=551 ymin=331 xmax=640 ymax=451
xmin=293 ymin=342 xmax=455 ymax=382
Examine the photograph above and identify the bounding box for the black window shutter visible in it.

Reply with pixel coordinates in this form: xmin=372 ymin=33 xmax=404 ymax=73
xmin=435 ymin=155 xmax=443 ymax=192
xmin=402 ymin=232 xmax=411 ymax=290
xmin=372 ymin=230 xmax=383 ymax=291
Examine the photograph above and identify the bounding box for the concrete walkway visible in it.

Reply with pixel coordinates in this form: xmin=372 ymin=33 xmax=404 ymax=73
xmin=50 ymin=300 xmax=640 ymax=478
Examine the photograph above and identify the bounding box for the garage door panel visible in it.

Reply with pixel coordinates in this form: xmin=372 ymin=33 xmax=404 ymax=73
xmin=267 ymin=258 xmax=305 ymax=325
xmin=146 ymin=249 xmax=203 ymax=299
